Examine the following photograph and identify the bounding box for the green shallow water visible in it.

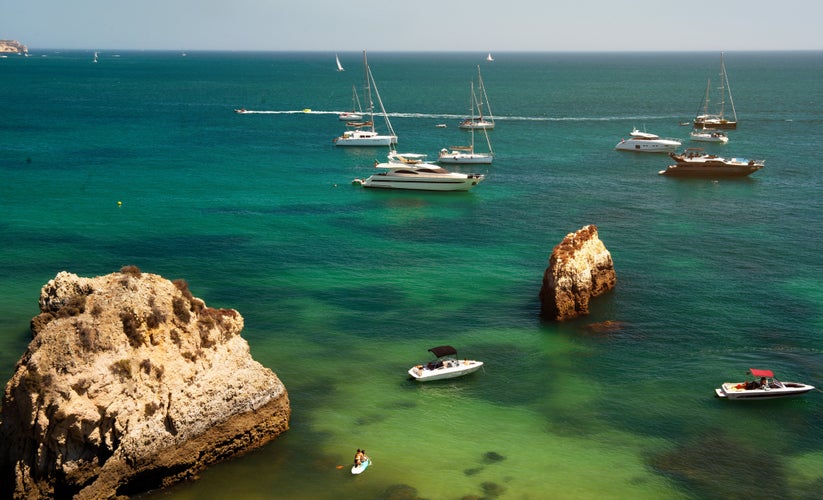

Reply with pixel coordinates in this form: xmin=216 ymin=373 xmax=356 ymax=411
xmin=2 ymin=51 xmax=823 ymax=499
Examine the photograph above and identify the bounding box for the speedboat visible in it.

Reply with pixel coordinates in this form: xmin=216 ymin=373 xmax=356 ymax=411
xmin=408 ymin=346 xmax=484 ymax=382
xmin=690 ymin=130 xmax=729 ymax=143
xmin=715 ymin=368 xmax=815 ymax=400
xmin=353 ymin=153 xmax=485 ymax=192
xmin=614 ymin=129 xmax=681 ymax=153
xmin=659 ymin=149 xmax=764 ymax=177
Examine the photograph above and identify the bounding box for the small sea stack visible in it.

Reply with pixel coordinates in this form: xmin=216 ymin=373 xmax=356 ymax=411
xmin=539 ymin=225 xmax=617 ymax=321
xmin=0 ymin=267 xmax=290 ymax=499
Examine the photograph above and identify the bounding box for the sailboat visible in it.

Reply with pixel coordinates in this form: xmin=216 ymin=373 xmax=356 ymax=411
xmin=458 ymin=65 xmax=494 ymax=130
xmin=333 ymin=51 xmax=398 ymax=147
xmin=93 ymin=51 xmax=98 ymax=63
xmin=486 ymin=51 xmax=494 ymax=62
xmin=439 ymin=81 xmax=494 ymax=164
xmin=693 ymin=52 xmax=737 ymax=130
xmin=338 ymin=85 xmax=365 ymax=121
xmin=335 ymin=53 xmax=344 ymax=72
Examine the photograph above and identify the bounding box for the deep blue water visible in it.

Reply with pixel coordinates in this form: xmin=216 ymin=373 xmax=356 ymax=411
xmin=2 ymin=50 xmax=823 ymax=499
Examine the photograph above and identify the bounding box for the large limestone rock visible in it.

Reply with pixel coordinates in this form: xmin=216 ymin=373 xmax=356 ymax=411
xmin=0 ymin=268 xmax=290 ymax=499
xmin=539 ymin=225 xmax=617 ymax=321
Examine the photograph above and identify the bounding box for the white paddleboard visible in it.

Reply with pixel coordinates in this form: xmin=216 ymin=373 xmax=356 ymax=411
xmin=351 ymin=458 xmax=370 ymax=475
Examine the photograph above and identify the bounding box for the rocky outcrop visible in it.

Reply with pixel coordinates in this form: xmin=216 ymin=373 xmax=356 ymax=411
xmin=0 ymin=267 xmax=290 ymax=499
xmin=539 ymin=225 xmax=616 ymax=321
xmin=0 ymin=40 xmax=27 ymax=54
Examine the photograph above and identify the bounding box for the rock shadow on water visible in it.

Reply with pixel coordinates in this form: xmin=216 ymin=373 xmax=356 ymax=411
xmin=651 ymin=432 xmax=789 ymax=499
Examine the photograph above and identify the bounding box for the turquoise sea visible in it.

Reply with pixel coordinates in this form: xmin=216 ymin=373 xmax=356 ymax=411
xmin=2 ymin=50 xmax=823 ymax=499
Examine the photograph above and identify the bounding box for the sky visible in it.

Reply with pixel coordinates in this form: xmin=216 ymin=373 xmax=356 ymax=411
xmin=3 ymin=0 xmax=822 ymax=52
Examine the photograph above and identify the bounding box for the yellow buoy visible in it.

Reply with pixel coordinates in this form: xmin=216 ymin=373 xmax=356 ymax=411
xmin=117 ymin=201 xmax=122 ymax=206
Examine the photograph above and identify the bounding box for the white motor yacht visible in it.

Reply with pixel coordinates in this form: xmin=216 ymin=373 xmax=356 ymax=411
xmin=615 ymin=129 xmax=681 ymax=153
xmin=353 ymin=153 xmax=485 ymax=191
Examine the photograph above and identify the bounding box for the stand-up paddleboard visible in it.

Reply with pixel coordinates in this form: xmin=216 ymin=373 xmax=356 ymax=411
xmin=351 ymin=458 xmax=370 ymax=475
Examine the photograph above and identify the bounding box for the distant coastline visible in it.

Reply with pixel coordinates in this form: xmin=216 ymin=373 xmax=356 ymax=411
xmin=0 ymin=40 xmax=27 ymax=54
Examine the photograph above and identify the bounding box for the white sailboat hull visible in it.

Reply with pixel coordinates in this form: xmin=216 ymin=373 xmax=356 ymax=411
xmin=334 ymin=130 xmax=397 ymax=146
xmin=437 ymin=151 xmax=493 ymax=164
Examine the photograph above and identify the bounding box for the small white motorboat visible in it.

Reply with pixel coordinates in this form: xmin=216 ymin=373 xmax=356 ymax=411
xmin=690 ymin=129 xmax=729 ymax=143
xmin=408 ymin=345 xmax=484 ymax=382
xmin=715 ymin=368 xmax=815 ymax=400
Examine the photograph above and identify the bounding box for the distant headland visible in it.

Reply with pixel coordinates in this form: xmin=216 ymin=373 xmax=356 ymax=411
xmin=0 ymin=40 xmax=28 ymax=54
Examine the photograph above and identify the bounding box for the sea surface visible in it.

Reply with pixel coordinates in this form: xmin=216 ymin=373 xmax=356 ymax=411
xmin=2 ymin=50 xmax=823 ymax=499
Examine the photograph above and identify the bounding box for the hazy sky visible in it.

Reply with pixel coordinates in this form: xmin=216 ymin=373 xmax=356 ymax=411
xmin=3 ymin=0 xmax=821 ymax=52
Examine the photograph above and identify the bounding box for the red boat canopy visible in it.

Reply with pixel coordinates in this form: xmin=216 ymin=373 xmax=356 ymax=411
xmin=749 ymin=368 xmax=775 ymax=378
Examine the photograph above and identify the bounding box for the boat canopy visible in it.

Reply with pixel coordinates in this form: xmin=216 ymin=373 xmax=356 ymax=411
xmin=429 ymin=345 xmax=458 ymax=358
xmin=749 ymin=368 xmax=775 ymax=378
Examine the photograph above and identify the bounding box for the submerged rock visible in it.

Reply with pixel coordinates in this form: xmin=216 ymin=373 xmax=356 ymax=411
xmin=0 ymin=268 xmax=290 ymax=499
xmin=539 ymin=225 xmax=617 ymax=321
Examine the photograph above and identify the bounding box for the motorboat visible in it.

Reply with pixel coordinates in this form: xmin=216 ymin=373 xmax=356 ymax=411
xmin=690 ymin=129 xmax=729 ymax=143
xmin=614 ymin=129 xmax=681 ymax=153
xmin=715 ymin=368 xmax=815 ymax=400
xmin=659 ymin=149 xmax=764 ymax=177
xmin=407 ymin=346 xmax=484 ymax=382
xmin=353 ymin=152 xmax=485 ymax=191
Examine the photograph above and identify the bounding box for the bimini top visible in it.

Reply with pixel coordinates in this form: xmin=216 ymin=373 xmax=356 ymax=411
xmin=749 ymin=368 xmax=775 ymax=378
xmin=428 ymin=346 xmax=458 ymax=358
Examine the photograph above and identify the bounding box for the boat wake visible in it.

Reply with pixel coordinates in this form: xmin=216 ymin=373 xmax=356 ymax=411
xmin=236 ymin=109 xmax=685 ymax=122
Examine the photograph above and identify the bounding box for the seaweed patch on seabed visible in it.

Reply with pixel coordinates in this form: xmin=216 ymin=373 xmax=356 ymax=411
xmin=650 ymin=433 xmax=790 ymax=499
xmin=483 ymin=451 xmax=506 ymax=464
xmin=376 ymin=484 xmax=423 ymax=500
xmin=464 ymin=451 xmax=506 ymax=476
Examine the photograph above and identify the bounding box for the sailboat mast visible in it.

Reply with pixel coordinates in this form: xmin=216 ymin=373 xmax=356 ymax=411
xmin=720 ymin=52 xmax=737 ymax=122
xmin=477 ymin=65 xmax=494 ymax=125
xmin=367 ymin=63 xmax=396 ymax=139
xmin=717 ymin=55 xmax=726 ymax=120
xmin=362 ymin=51 xmax=375 ymax=133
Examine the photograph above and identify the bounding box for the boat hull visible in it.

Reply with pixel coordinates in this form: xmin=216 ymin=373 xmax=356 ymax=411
xmin=408 ymin=360 xmax=484 ymax=381
xmin=659 ymin=164 xmax=762 ymax=177
xmin=690 ymin=132 xmax=729 ymax=144
xmin=458 ymin=120 xmax=494 ymax=130
xmin=694 ymin=119 xmax=737 ymax=130
xmin=715 ymin=382 xmax=815 ymax=400
xmin=437 ymin=152 xmax=493 ymax=165
xmin=615 ymin=139 xmax=681 ymax=153
xmin=358 ymin=173 xmax=484 ymax=191
xmin=334 ymin=131 xmax=397 ymax=147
